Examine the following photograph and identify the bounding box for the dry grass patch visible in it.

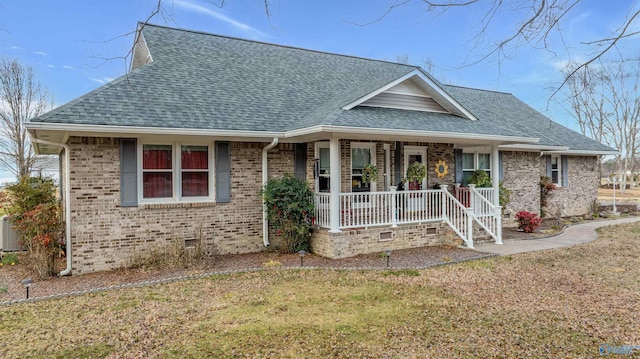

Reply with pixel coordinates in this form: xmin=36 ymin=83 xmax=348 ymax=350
xmin=1 ymin=224 xmax=640 ymax=358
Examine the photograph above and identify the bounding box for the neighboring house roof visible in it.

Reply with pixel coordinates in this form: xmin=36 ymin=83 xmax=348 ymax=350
xmin=28 ymin=23 xmax=616 ymax=155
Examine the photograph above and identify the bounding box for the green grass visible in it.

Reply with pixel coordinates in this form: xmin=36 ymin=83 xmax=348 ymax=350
xmin=1 ymin=222 xmax=640 ymax=358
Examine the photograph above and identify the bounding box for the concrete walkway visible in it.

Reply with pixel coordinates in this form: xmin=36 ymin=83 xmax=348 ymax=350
xmin=475 ymin=216 xmax=640 ymax=255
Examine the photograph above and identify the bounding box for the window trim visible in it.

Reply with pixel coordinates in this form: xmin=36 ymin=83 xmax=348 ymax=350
xmin=460 ymin=149 xmax=491 ymax=186
xmin=138 ymin=141 xmax=215 ymax=204
xmin=314 ymin=141 xmax=330 ymax=193
xmin=350 ymin=142 xmax=377 ymax=192
xmin=550 ymin=155 xmax=562 ymax=186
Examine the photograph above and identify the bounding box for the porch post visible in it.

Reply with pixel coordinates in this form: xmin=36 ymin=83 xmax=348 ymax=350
xmin=491 ymin=145 xmax=500 ymax=206
xmin=329 ymin=137 xmax=341 ymax=233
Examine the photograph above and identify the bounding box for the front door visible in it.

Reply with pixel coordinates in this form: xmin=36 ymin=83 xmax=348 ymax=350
xmin=404 ymin=146 xmax=428 ymax=190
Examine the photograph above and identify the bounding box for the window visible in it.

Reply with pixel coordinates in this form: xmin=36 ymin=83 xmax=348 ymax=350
xmin=143 ymin=145 xmax=173 ymax=198
xmin=316 ymin=143 xmax=330 ymax=192
xmin=461 ymin=151 xmax=491 ymax=186
xmin=351 ymin=143 xmax=376 ymax=192
xmin=181 ymin=145 xmax=209 ymax=197
xmin=551 ymin=155 xmax=561 ymax=185
xmin=141 ymin=143 xmax=212 ymax=202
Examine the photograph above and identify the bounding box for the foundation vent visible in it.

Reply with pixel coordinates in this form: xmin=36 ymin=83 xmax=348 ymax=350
xmin=426 ymin=227 xmax=437 ymax=235
xmin=379 ymin=231 xmax=393 ymax=242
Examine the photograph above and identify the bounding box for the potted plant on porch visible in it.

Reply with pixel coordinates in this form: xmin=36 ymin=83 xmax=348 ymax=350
xmin=405 ymin=161 xmax=426 ymax=190
xmin=362 ymin=163 xmax=378 ymax=184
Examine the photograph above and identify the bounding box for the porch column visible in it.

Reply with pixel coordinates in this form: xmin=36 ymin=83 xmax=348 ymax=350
xmin=329 ymin=137 xmax=341 ymax=233
xmin=491 ymin=145 xmax=500 ymax=206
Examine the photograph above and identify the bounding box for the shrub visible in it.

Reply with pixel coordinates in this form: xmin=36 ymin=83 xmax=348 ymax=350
xmin=0 ymin=177 xmax=63 ymax=278
xmin=468 ymin=169 xmax=492 ymax=187
xmin=12 ymin=203 xmax=64 ymax=278
xmin=515 ymin=210 xmax=542 ymax=233
xmin=499 ymin=181 xmax=511 ymax=208
xmin=261 ymin=175 xmax=314 ymax=253
xmin=540 ymin=176 xmax=556 ymax=216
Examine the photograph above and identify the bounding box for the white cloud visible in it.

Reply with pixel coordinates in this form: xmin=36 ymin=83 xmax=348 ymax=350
xmin=90 ymin=77 xmax=115 ymax=85
xmin=63 ymin=65 xmax=74 ymax=70
xmin=34 ymin=51 xmax=49 ymax=56
xmin=173 ymin=0 xmax=269 ymax=39
xmin=47 ymin=64 xmax=55 ymax=68
xmin=9 ymin=46 xmax=23 ymax=51
xmin=550 ymin=56 xmax=586 ymax=72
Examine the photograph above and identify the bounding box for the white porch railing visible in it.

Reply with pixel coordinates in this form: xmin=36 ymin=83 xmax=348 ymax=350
xmin=314 ymin=188 xmax=478 ymax=248
xmin=442 ymin=188 xmax=474 ymax=248
xmin=314 ymin=192 xmax=331 ymax=228
xmin=469 ymin=185 xmax=502 ymax=244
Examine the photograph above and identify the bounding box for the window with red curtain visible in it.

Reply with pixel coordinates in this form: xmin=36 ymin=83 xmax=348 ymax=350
xmin=143 ymin=145 xmax=173 ymax=198
xmin=181 ymin=145 xmax=209 ymax=197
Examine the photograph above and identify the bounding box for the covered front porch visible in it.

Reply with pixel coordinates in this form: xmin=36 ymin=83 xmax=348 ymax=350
xmin=306 ymin=138 xmax=505 ymax=252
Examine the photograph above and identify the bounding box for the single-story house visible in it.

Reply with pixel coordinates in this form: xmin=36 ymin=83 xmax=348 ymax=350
xmin=27 ymin=23 xmax=616 ymax=275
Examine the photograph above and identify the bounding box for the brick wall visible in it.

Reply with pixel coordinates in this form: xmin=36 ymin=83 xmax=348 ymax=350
xmin=540 ymin=155 xmax=599 ymax=217
xmin=501 ymin=151 xmax=541 ymax=216
xmin=68 ymin=137 xmax=279 ymax=274
xmin=501 ymin=152 xmax=599 ymax=218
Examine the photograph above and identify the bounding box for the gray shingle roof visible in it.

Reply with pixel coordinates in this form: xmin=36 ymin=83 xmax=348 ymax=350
xmin=31 ymin=24 xmax=614 ymax=153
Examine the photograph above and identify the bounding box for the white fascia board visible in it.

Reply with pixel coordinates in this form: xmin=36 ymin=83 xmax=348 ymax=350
xmin=26 ymin=122 xmax=284 ymax=139
xmin=542 ymin=149 xmax=620 ymax=156
xmin=286 ymin=125 xmax=539 ymax=143
xmin=412 ymin=70 xmax=478 ymax=121
xmin=341 ymin=70 xmax=420 ymax=110
xmin=342 ymin=69 xmax=478 ymax=121
xmin=499 ymin=144 xmax=569 ymax=151
xmin=27 ymin=122 xmax=540 ymax=145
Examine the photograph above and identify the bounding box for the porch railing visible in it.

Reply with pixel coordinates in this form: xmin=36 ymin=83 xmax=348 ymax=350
xmin=442 ymin=188 xmax=474 ymax=248
xmin=314 ymin=188 xmax=476 ymax=248
xmin=469 ymin=185 xmax=502 ymax=244
xmin=314 ymin=192 xmax=331 ymax=228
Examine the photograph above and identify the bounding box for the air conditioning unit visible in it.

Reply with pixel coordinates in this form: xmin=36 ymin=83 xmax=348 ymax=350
xmin=1 ymin=215 xmax=20 ymax=252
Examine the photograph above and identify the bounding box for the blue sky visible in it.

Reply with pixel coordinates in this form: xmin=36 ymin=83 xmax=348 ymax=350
xmin=0 ymin=0 xmax=636 ymax=182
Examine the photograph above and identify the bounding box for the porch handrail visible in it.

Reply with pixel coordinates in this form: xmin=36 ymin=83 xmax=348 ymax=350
xmin=442 ymin=187 xmax=474 ymax=248
xmin=469 ymin=185 xmax=502 ymax=244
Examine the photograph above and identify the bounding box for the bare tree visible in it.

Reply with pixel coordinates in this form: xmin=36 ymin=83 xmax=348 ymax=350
xmin=564 ymin=60 xmax=640 ymax=192
xmin=354 ymin=1 xmax=640 ymax=95
xmin=0 ymin=58 xmax=53 ymax=179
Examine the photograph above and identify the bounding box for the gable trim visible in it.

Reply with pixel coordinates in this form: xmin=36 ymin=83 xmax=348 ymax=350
xmin=341 ymin=69 xmax=478 ymax=121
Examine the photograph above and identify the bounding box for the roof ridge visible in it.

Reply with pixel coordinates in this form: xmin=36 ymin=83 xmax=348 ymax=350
xmin=139 ymin=22 xmax=420 ymax=70
xmin=444 ymin=84 xmax=512 ymax=95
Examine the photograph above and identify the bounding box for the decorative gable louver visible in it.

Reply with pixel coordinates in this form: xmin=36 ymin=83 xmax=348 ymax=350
xmin=359 ymin=76 xmax=449 ymax=113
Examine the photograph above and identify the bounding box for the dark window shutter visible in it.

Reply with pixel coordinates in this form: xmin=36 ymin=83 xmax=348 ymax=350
xmin=545 ymin=155 xmax=552 ymax=178
xmin=216 ymin=142 xmax=231 ymax=203
xmin=454 ymin=149 xmax=463 ymax=184
xmin=561 ymin=156 xmax=569 ymax=187
xmin=498 ymin=151 xmax=504 ymax=182
xmin=294 ymin=143 xmax=307 ymax=180
xmin=120 ymin=139 xmax=138 ymax=207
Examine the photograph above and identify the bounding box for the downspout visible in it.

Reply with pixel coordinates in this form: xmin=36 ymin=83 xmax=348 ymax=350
xmin=262 ymin=138 xmax=279 ymax=246
xmin=31 ymin=138 xmax=72 ymax=276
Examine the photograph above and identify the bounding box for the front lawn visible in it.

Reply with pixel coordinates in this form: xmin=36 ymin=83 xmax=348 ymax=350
xmin=1 ymin=223 xmax=639 ymax=358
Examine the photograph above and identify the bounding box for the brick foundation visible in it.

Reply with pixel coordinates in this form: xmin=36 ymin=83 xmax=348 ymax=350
xmin=311 ymin=222 xmax=459 ymax=259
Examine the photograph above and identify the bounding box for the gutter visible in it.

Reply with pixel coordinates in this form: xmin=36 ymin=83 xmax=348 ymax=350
xmin=31 ymin=139 xmax=72 ymax=276
xmin=262 ymin=138 xmax=279 ymax=246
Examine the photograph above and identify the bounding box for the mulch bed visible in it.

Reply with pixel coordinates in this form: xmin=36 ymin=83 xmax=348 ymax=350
xmin=0 ymin=245 xmax=494 ymax=302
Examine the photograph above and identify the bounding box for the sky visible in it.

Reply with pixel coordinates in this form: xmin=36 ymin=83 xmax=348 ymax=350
xmin=0 ymin=0 xmax=637 ymax=183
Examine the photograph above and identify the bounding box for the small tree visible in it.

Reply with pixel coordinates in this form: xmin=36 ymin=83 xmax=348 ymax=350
xmin=0 ymin=176 xmax=63 ymax=278
xmin=261 ymin=175 xmax=315 ymax=253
